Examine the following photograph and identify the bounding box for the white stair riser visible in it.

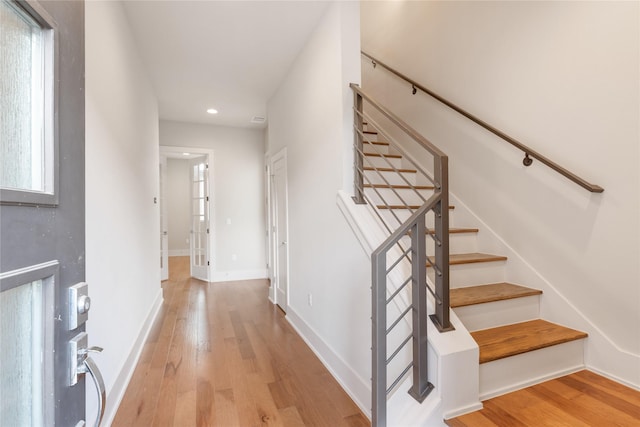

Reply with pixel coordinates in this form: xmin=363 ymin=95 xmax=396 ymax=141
xmin=399 ymin=233 xmax=478 ymax=256
xmin=364 ymin=170 xmax=417 ymax=186
xmin=479 ymin=339 xmax=586 ymax=400
xmin=454 ymin=295 xmax=540 ymax=332
xmin=365 ymin=188 xmax=435 ymax=206
xmin=375 ymin=211 xmax=461 ymax=237
xmin=363 ymin=143 xmax=389 ymax=155
xmin=433 ymin=261 xmax=507 ymax=289
xmin=376 ymin=206 xmax=455 ymax=225
xmin=363 ymin=155 xmax=403 ymax=169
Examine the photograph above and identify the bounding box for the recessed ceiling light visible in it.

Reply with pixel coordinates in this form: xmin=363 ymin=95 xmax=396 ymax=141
xmin=206 ymin=108 xmax=218 ymax=115
xmin=183 ymin=152 xmax=191 ymax=156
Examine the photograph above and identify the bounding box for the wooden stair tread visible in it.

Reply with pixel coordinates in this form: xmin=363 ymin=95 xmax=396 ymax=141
xmin=364 ymin=140 xmax=389 ymax=146
xmin=450 ymin=283 xmax=542 ymax=308
xmin=364 ymin=184 xmax=435 ymax=190
xmin=364 ymin=166 xmax=416 ymax=173
xmin=471 ymin=319 xmax=588 ymax=364
xmin=364 ymin=153 xmax=402 ymax=159
xmin=428 ymin=252 xmax=507 ymax=267
xmin=377 ymin=204 xmax=455 ymax=210
xmin=363 ymin=130 xmax=377 ymax=135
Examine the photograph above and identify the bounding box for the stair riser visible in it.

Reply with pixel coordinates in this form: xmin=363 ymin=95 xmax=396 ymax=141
xmin=375 ymin=208 xmax=437 ymax=231
xmin=377 ymin=208 xmax=451 ymax=226
xmin=479 ymin=339 xmax=585 ymax=400
xmin=364 ymin=170 xmax=417 ymax=186
xmin=453 ymin=295 xmax=540 ymax=332
xmin=363 ymin=155 xmax=404 ymax=169
xmin=363 ymin=143 xmax=389 ymax=155
xmin=399 ymin=233 xmax=478 ymax=256
xmin=365 ymin=188 xmax=435 ymax=206
xmin=431 ymin=262 xmax=507 ymax=289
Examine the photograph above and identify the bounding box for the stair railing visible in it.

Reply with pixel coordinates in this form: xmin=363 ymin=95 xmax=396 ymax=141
xmin=361 ymin=51 xmax=604 ymax=193
xmin=350 ymin=83 xmax=454 ymax=427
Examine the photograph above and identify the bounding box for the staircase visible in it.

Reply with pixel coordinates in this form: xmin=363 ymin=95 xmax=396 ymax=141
xmin=361 ymin=123 xmax=588 ymax=412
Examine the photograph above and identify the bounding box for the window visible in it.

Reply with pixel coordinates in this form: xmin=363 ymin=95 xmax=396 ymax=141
xmin=0 ymin=0 xmax=56 ymax=205
xmin=0 ymin=261 xmax=56 ymax=426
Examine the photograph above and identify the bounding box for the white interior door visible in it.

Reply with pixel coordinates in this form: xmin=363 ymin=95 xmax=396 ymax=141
xmin=190 ymin=155 xmax=210 ymax=281
xmin=159 ymin=157 xmax=169 ymax=281
xmin=271 ymin=150 xmax=289 ymax=311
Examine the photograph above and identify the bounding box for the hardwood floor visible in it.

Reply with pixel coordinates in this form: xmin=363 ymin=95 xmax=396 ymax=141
xmin=112 ymin=257 xmax=369 ymax=426
xmin=446 ymin=370 xmax=640 ymax=426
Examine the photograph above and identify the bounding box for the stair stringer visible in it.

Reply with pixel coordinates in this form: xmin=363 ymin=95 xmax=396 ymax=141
xmin=447 ymin=191 xmax=640 ymax=391
xmin=337 ymin=190 xmax=482 ymax=425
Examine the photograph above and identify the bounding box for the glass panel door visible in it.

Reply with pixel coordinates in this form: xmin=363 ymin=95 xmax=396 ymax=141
xmin=1 ymin=1 xmax=89 ymax=425
xmin=0 ymin=280 xmax=44 ymax=425
xmin=190 ymin=156 xmax=209 ymax=281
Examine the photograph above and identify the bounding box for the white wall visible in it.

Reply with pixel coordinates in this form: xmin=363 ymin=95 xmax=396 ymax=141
xmin=267 ymin=1 xmax=371 ymax=412
xmin=166 ymin=158 xmax=191 ymax=255
xmin=362 ymin=1 xmax=640 ymax=386
xmin=160 ymin=121 xmax=267 ymax=281
xmin=85 ymin=1 xmax=162 ymax=424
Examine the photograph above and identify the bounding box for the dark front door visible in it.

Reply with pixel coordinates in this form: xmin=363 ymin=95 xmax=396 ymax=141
xmin=0 ymin=1 xmax=94 ymax=426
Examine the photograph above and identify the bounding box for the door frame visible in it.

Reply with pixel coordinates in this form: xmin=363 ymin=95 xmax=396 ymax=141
xmin=266 ymin=148 xmax=290 ymax=310
xmin=159 ymin=146 xmax=215 ymax=281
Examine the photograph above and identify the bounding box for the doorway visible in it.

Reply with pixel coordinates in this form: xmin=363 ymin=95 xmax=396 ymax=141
xmin=159 ymin=146 xmax=214 ymax=282
xmin=268 ymin=148 xmax=289 ymax=312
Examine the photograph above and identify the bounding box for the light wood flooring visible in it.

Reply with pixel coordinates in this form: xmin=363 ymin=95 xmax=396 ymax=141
xmin=446 ymin=370 xmax=640 ymax=426
xmin=112 ymin=257 xmax=369 ymax=426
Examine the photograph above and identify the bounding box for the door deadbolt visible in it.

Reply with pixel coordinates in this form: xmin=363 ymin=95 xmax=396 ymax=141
xmin=78 ymin=294 xmax=91 ymax=315
xmin=69 ymin=282 xmax=90 ymax=330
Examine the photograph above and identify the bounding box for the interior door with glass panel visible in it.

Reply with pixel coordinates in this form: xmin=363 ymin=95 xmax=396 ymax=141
xmin=189 ymin=156 xmax=210 ymax=281
xmin=0 ymin=1 xmax=102 ymax=426
xmin=159 ymin=157 xmax=169 ymax=281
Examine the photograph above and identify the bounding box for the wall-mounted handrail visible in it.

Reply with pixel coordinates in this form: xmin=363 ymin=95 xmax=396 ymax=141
xmin=361 ymin=51 xmax=604 ymax=193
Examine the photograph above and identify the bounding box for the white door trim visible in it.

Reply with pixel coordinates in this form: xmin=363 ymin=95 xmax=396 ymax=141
xmin=160 ymin=145 xmax=215 ymax=281
xmin=267 ymin=148 xmax=290 ymax=311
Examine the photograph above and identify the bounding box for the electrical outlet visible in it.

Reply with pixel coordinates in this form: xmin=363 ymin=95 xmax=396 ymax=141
xmin=308 ymin=293 xmax=313 ymax=307
xmin=232 ymin=254 xmax=237 ymax=261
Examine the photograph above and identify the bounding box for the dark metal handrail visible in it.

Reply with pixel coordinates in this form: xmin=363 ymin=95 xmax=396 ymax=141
xmin=361 ymin=51 xmax=604 ymax=193
xmin=351 ymin=83 xmax=453 ymax=427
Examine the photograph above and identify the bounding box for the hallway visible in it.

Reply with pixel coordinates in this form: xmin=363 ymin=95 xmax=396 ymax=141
xmin=112 ymin=257 xmax=368 ymax=426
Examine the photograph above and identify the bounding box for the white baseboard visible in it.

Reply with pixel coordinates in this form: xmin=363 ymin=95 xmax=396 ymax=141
xmin=285 ymin=306 xmax=371 ymax=419
xmin=168 ymin=249 xmax=189 ymax=257
xmin=211 ymin=269 xmax=268 ymax=283
xmin=101 ymin=289 xmax=163 ymax=426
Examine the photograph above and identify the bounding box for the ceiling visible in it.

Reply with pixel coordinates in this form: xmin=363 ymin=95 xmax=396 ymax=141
xmin=122 ymin=1 xmax=331 ymax=129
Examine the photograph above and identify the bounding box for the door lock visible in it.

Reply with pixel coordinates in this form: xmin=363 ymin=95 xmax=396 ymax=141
xmin=69 ymin=282 xmax=91 ymax=330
